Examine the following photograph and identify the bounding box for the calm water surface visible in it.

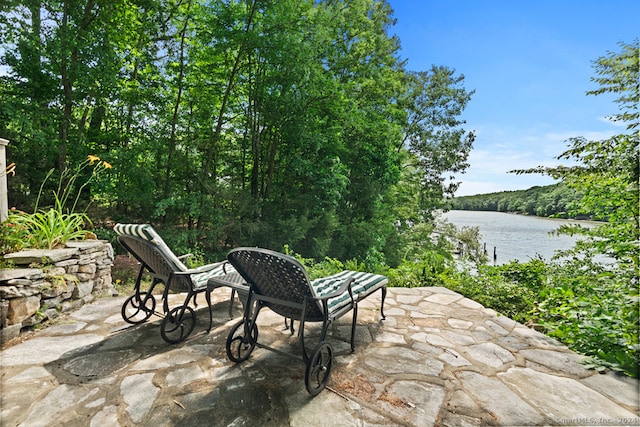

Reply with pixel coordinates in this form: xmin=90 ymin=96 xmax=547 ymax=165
xmin=442 ymin=210 xmax=598 ymax=264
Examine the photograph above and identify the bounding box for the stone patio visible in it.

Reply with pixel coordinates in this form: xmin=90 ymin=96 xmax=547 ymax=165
xmin=1 ymin=286 xmax=638 ymax=426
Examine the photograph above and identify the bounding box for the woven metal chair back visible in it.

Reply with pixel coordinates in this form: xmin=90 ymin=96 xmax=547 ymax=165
xmin=117 ymin=235 xmax=191 ymax=292
xmin=227 ymin=248 xmax=324 ymax=321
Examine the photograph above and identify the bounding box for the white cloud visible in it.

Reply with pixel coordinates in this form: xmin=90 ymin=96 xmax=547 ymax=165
xmin=597 ymin=115 xmax=626 ymax=127
xmin=455 ymin=123 xmax=618 ymax=196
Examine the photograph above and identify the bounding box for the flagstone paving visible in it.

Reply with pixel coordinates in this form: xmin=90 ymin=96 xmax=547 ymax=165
xmin=1 ymin=286 xmax=638 ymax=426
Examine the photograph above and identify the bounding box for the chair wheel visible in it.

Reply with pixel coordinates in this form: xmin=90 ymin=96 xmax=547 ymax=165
xmin=226 ymin=319 xmax=258 ymax=363
xmin=305 ymin=342 xmax=333 ymax=395
xmin=122 ymin=292 xmax=156 ymax=324
xmin=160 ymin=306 xmax=196 ymax=344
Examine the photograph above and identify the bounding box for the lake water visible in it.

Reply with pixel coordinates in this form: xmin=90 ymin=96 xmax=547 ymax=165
xmin=442 ymin=210 xmax=598 ymax=265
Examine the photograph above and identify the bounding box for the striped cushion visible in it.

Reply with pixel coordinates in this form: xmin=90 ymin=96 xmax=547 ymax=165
xmin=115 ymin=223 xmax=235 ymax=291
xmin=311 ymin=270 xmax=387 ymax=313
xmin=114 ymin=223 xmax=157 ymax=241
xmin=190 ymin=262 xmax=236 ymax=291
xmin=114 ymin=223 xmax=188 ymax=272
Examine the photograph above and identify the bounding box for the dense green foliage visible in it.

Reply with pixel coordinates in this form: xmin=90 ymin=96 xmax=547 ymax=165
xmin=441 ymin=259 xmax=547 ymax=325
xmin=0 ymin=0 xmax=474 ymax=265
xmin=451 ymin=182 xmax=583 ymax=218
xmin=536 ymin=257 xmax=638 ymax=376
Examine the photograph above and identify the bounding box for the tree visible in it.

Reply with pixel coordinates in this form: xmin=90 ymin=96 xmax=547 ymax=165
xmin=514 ymin=39 xmax=639 ymax=266
xmin=0 ymin=0 xmax=145 ymax=210
xmin=401 ymin=66 xmax=475 ymax=219
xmin=513 ymin=39 xmax=639 ymax=376
xmin=1 ymin=0 xmax=476 ymax=267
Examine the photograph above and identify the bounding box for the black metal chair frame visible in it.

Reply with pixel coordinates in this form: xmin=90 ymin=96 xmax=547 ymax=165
xmin=117 ymin=234 xmax=228 ymax=344
xmin=224 ymin=247 xmax=387 ymax=395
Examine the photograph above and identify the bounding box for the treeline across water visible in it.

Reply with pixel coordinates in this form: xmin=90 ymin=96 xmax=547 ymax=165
xmin=450 ymin=183 xmax=588 ymax=218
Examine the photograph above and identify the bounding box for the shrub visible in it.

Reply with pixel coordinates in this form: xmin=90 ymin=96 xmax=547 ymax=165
xmin=3 ymin=155 xmax=111 ymax=251
xmin=9 ymin=198 xmax=91 ymax=250
xmin=534 ymin=258 xmax=639 ymax=377
xmin=444 ymin=263 xmax=539 ymax=324
xmin=111 ymin=254 xmax=141 ymax=293
xmin=0 ymin=216 xmax=27 ymax=255
xmin=446 ymin=256 xmax=638 ymax=377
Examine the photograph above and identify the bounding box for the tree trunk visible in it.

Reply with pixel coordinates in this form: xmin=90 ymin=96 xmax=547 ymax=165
xmin=165 ymin=0 xmax=191 ymax=198
xmin=58 ymin=0 xmax=98 ymax=171
xmin=203 ymin=0 xmax=259 ymax=184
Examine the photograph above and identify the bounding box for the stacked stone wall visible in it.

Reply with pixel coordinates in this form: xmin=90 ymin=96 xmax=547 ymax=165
xmin=0 ymin=240 xmax=115 ymax=343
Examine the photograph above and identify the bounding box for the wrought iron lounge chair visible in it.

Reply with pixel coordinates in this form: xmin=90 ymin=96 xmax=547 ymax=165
xmin=114 ymin=223 xmax=235 ymax=344
xmin=224 ymin=247 xmax=387 ymax=395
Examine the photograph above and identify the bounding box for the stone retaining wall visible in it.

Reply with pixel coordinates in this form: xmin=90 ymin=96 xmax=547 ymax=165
xmin=0 ymin=240 xmax=115 ymax=343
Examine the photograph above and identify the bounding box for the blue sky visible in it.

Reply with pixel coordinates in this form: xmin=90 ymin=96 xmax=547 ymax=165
xmin=388 ymin=0 xmax=638 ymax=196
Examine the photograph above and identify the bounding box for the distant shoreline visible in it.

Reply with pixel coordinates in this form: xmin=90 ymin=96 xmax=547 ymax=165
xmin=447 ymin=208 xmax=604 ymax=224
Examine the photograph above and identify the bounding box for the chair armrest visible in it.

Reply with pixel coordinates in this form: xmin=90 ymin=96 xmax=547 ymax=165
xmin=178 ymin=253 xmax=194 ymax=268
xmin=315 ymin=277 xmax=355 ymax=301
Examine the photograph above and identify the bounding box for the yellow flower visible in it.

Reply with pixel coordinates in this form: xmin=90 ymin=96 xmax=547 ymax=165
xmin=87 ymin=154 xmax=100 ymax=164
xmin=103 ymin=161 xmax=112 ymax=169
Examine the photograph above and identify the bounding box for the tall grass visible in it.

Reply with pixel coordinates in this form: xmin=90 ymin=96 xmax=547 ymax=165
xmin=2 ymin=155 xmax=111 ymax=252
xmin=10 ymin=195 xmax=91 ymax=249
